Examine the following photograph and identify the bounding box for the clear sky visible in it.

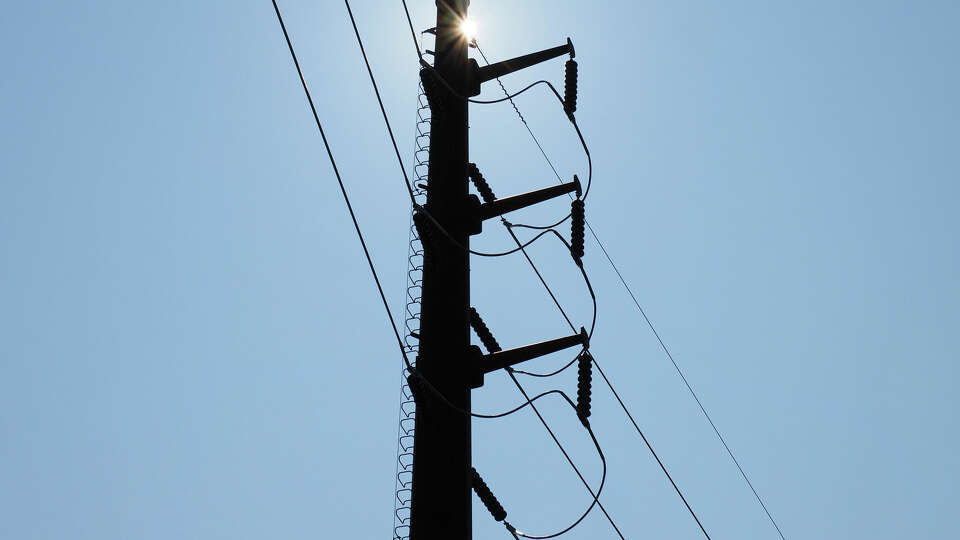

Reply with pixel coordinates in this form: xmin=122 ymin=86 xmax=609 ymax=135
xmin=2 ymin=1 xmax=958 ymax=539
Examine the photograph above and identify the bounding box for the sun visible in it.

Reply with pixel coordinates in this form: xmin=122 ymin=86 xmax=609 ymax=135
xmin=459 ymin=17 xmax=478 ymax=41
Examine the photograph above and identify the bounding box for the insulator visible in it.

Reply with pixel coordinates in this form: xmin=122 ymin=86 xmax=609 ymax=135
xmin=563 ymin=59 xmax=578 ymax=119
xmin=419 ymin=68 xmax=443 ymax=116
xmin=467 ymin=162 xmax=497 ymax=203
xmin=576 ymin=352 xmax=593 ymax=425
xmin=472 ymin=467 xmax=508 ymax=522
xmin=570 ymin=198 xmax=585 ymax=263
xmin=469 ymin=307 xmax=502 ymax=353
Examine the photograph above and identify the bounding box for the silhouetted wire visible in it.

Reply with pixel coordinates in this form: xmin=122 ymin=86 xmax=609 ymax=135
xmin=475 ymin=39 xmax=714 ymax=540
xmin=475 ymin=386 xmax=611 ymax=540
xmin=346 ymin=0 xmax=417 ymax=205
xmin=427 ymin=69 xmax=596 ymax=206
xmin=418 ymin=209 xmax=556 ymax=257
xmin=270 ymin=0 xmax=413 ymax=372
xmin=399 ymin=13 xmax=591 ymax=231
xmin=400 ymin=0 xmax=423 ymax=59
xmin=475 ymin=46 xmax=566 ymax=186
xmin=590 ymin=236 xmax=787 ymax=540
xmin=504 ymin=370 xmax=626 ymax=540
xmin=504 ymin=220 xmax=574 ymax=329
xmin=393 ymin=11 xmax=618 ymax=535
xmin=342 ymin=0 xmax=567 ymax=424
xmin=396 ymin=7 xmax=694 ymax=539
xmin=503 ymin=232 xmax=713 ymax=540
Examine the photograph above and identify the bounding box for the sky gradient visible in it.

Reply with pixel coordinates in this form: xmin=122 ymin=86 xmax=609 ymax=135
xmin=2 ymin=1 xmax=958 ymax=539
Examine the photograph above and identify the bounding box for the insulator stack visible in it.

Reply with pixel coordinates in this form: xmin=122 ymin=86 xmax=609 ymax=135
xmin=576 ymin=352 xmax=593 ymax=426
xmin=469 ymin=307 xmax=502 ymax=353
xmin=471 ymin=467 xmax=508 ymax=522
xmin=419 ymin=68 xmax=443 ymax=116
xmin=563 ymin=59 xmax=578 ymax=119
xmin=467 ymin=162 xmax=497 ymax=203
xmin=570 ymin=198 xmax=585 ymax=263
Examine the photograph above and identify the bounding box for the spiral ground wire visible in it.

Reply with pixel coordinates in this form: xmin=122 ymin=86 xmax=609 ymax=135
xmin=391 ymin=47 xmax=432 ymax=540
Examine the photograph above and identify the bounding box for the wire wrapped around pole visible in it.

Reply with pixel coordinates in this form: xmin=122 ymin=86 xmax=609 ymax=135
xmin=570 ymin=198 xmax=585 ymax=264
xmin=467 ymin=162 xmax=497 ymax=203
xmin=563 ymin=59 xmax=578 ymax=119
xmin=472 ymin=467 xmax=508 ymax=522
xmin=469 ymin=307 xmax=502 ymax=353
xmin=576 ymin=352 xmax=593 ymax=426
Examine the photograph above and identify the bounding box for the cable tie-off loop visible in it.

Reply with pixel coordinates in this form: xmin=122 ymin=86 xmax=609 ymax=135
xmin=467 ymin=162 xmax=497 ymax=203
xmin=576 ymin=352 xmax=593 ymax=426
xmin=564 ymin=58 xmax=578 ymax=120
xmin=570 ymin=197 xmax=585 ymax=264
xmin=472 ymin=467 xmax=508 ymax=522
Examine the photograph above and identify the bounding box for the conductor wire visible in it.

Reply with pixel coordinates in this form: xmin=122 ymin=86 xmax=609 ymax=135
xmin=505 ymin=370 xmax=625 ymax=540
xmin=270 ymin=0 xmax=412 ymax=372
xmin=474 ymin=39 xmax=712 ymax=539
xmin=346 ymin=0 xmax=417 ymax=204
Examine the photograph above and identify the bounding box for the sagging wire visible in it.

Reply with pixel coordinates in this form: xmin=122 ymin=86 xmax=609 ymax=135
xmin=503 ymin=369 xmax=625 ymax=540
xmin=395 ymin=6 xmax=629 ymax=538
xmin=411 ymin=35 xmax=594 ymax=233
xmin=469 ymin=36 xmax=715 ymax=540
xmin=467 ymin=309 xmax=620 ymax=540
xmin=278 ymin=4 xmax=618 ymax=539
xmin=342 ymin=0 xmax=595 ymax=411
xmin=414 ymin=207 xmax=554 ymax=258
xmin=419 ymin=67 xmax=594 ymax=207
xmin=402 ymin=24 xmax=593 ymax=248
xmin=402 ymin=348 xmax=605 ymax=527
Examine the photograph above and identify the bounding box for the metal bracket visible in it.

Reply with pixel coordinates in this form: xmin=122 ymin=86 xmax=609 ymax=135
xmin=470 ymin=327 xmax=588 ymax=388
xmin=466 ymin=175 xmax=581 ymax=235
xmin=466 ymin=38 xmax=575 ymax=96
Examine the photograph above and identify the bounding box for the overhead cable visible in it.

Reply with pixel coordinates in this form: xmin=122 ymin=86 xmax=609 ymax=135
xmin=474 ymin=39 xmax=713 ymax=539
xmin=270 ymin=0 xmax=412 ymax=373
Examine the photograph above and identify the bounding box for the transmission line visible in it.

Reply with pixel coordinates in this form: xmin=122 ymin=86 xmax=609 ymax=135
xmin=349 ymin=5 xmax=625 ymax=537
xmin=269 ymin=0 xmax=412 ymax=372
xmin=475 ymin=35 xmax=787 ymax=540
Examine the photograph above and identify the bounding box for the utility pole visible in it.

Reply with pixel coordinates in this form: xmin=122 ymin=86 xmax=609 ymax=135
xmin=408 ymin=2 xmax=580 ymax=538
xmin=408 ymin=0 xmax=473 ymax=538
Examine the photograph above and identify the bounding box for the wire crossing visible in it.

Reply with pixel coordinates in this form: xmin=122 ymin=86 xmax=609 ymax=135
xmin=276 ymin=0 xmax=784 ymax=538
xmin=475 ymin=34 xmax=787 ymax=540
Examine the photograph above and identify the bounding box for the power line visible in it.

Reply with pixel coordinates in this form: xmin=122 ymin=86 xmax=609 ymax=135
xmin=351 ymin=6 xmax=622 ymax=536
xmin=470 ymin=40 xmax=710 ymax=539
xmin=345 ymin=0 xmax=417 ymax=205
xmin=591 ymin=236 xmax=788 ymax=540
xmin=475 ymin=35 xmax=787 ymax=540
xmin=269 ymin=0 xmax=412 ymax=372
xmin=504 ymin=369 xmax=625 ymax=540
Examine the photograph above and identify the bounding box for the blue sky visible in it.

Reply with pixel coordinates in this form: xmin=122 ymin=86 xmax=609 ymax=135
xmin=2 ymin=1 xmax=957 ymax=539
